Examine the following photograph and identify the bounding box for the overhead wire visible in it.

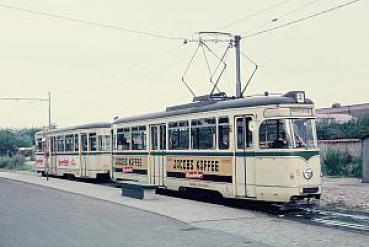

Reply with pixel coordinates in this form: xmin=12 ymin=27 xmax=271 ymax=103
xmin=0 ymin=3 xmax=184 ymax=41
xmin=218 ymin=0 xmax=295 ymax=30
xmin=98 ymin=44 xmax=184 ymax=80
xmin=244 ymin=0 xmax=361 ymax=38
xmin=244 ymin=0 xmax=321 ymax=35
xmin=58 ymin=43 xmax=186 ymax=95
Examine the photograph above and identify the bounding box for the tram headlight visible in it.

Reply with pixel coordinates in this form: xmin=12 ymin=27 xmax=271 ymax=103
xmin=303 ymin=168 xmax=313 ymax=180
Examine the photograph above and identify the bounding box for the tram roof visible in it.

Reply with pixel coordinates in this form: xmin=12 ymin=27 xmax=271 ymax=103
xmin=114 ymin=92 xmax=314 ymax=125
xmin=49 ymin=122 xmax=111 ymax=134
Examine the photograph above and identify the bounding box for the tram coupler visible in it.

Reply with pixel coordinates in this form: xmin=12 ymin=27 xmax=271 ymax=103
xmin=279 ymin=198 xmax=319 ymax=216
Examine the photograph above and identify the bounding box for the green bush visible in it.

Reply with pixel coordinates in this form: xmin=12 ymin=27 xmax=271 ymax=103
xmin=0 ymin=155 xmax=25 ymax=170
xmin=322 ymin=149 xmax=362 ymax=178
xmin=317 ymin=117 xmax=369 ymax=140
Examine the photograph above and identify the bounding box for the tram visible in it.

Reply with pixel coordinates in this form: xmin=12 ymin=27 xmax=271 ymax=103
xmin=112 ymin=91 xmax=321 ymax=203
xmin=45 ymin=122 xmax=112 ymax=179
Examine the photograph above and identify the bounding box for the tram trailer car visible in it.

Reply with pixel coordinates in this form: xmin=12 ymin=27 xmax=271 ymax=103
xmin=112 ymin=91 xmax=321 ymax=203
xmin=46 ymin=122 xmax=112 ymax=179
xmin=35 ymin=130 xmax=48 ymax=176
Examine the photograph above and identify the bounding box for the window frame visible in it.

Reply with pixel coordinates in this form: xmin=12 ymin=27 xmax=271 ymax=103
xmin=191 ymin=117 xmax=216 ymax=150
xmin=258 ymin=118 xmax=295 ymax=150
xmin=117 ymin=127 xmax=131 ymax=151
xmin=89 ymin=132 xmax=97 ymax=152
xmin=218 ymin=116 xmax=230 ymax=150
xmin=235 ymin=116 xmax=254 ymax=150
xmin=168 ymin=120 xmax=189 ymax=150
xmin=65 ymin=134 xmax=74 ymax=152
xmin=131 ymin=125 xmax=147 ymax=151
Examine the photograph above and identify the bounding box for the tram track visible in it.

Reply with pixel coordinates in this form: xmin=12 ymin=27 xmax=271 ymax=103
xmin=56 ymin=175 xmax=369 ymax=235
xmin=157 ymin=187 xmax=369 ymax=235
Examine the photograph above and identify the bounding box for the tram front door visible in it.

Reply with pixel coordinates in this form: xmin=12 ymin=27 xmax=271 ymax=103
xmin=234 ymin=116 xmax=256 ymax=198
xmin=149 ymin=124 xmax=166 ymax=186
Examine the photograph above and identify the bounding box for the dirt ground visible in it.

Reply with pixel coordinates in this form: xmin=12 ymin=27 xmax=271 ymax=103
xmin=321 ymin=177 xmax=369 ymax=212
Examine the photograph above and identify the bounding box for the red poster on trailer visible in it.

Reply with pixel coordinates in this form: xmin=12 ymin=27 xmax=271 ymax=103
xmin=123 ymin=167 xmax=133 ymax=173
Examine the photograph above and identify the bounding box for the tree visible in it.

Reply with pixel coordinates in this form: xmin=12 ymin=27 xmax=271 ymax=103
xmin=0 ymin=128 xmax=41 ymax=156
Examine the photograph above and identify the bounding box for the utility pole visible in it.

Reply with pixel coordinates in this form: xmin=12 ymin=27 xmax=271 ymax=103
xmin=234 ymin=35 xmax=242 ymax=98
xmin=0 ymin=93 xmax=52 ymax=180
xmin=47 ymin=91 xmax=51 ymax=181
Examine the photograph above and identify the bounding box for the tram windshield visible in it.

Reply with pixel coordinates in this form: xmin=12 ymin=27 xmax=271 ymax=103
xmin=291 ymin=119 xmax=317 ymax=148
xmin=259 ymin=118 xmax=317 ymax=149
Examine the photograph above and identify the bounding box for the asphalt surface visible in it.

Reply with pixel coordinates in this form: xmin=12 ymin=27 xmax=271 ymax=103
xmin=0 ymin=178 xmax=266 ymax=247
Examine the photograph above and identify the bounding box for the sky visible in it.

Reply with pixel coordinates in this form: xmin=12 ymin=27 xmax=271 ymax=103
xmin=0 ymin=0 xmax=367 ymax=128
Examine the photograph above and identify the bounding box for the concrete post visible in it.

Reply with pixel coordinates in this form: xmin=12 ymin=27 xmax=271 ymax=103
xmin=362 ymin=137 xmax=369 ymax=183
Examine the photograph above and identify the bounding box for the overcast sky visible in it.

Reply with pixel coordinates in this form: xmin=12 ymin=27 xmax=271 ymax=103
xmin=0 ymin=0 xmax=367 ymax=128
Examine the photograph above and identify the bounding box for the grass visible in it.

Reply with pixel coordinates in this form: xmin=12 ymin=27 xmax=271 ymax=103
xmin=322 ymin=149 xmax=362 ymax=178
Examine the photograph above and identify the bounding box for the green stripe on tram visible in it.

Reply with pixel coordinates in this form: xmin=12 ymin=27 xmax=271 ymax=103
xmin=116 ymin=150 xmax=319 ymax=160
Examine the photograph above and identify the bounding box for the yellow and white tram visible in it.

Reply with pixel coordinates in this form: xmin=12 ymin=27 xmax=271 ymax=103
xmin=112 ymin=91 xmax=321 ymax=203
xmin=47 ymin=122 xmax=112 ymax=179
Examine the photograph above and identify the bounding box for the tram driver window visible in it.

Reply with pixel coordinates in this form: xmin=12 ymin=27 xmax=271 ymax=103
xmin=89 ymin=133 xmax=97 ymax=151
xmin=169 ymin=121 xmax=189 ymax=150
xmin=117 ymin=128 xmax=130 ymax=150
xmin=259 ymin=119 xmax=292 ymax=149
xmin=218 ymin=117 xmax=230 ymax=150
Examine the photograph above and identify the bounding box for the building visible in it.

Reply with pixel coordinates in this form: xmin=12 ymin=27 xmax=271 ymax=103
xmin=317 ymin=103 xmax=369 ymax=123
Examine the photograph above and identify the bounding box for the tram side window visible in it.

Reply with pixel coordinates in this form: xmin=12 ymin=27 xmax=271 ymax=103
xmin=259 ymin=119 xmax=291 ymax=149
xmin=112 ymin=131 xmax=117 ymax=151
xmin=98 ymin=135 xmax=111 ymax=151
xmin=74 ymin=134 xmax=79 ymax=152
xmin=81 ymin=135 xmax=88 ymax=151
xmin=169 ymin=121 xmax=189 ymax=150
xmin=57 ymin=135 xmax=65 ymax=152
xmin=36 ymin=138 xmax=43 ymax=152
xmin=218 ymin=117 xmax=230 ymax=150
xmin=191 ymin=118 xmax=216 ymax=150
xmin=65 ymin=135 xmax=74 ymax=152
xmin=160 ymin=125 xmax=166 ymax=150
xmin=89 ymin=133 xmax=97 ymax=151
xmin=117 ymin=128 xmax=131 ymax=150
xmin=132 ymin=126 xmax=147 ymax=150
xmin=50 ymin=137 xmax=55 ymax=152
xmin=150 ymin=126 xmax=158 ymax=150
xmin=237 ymin=117 xmax=253 ymax=149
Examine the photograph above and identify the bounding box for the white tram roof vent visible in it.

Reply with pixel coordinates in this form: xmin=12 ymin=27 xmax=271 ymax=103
xmin=192 ymin=92 xmax=229 ymax=102
xmin=166 ymin=92 xmax=231 ymax=112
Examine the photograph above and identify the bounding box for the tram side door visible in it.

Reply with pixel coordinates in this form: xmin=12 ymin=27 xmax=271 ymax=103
xmin=50 ymin=137 xmax=57 ymax=175
xmin=80 ymin=133 xmax=88 ymax=177
xmin=149 ymin=124 xmax=166 ymax=186
xmin=234 ymin=116 xmax=256 ymax=198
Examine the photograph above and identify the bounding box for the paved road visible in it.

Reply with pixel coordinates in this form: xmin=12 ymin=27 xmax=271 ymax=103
xmin=0 ymin=178 xmax=265 ymax=247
